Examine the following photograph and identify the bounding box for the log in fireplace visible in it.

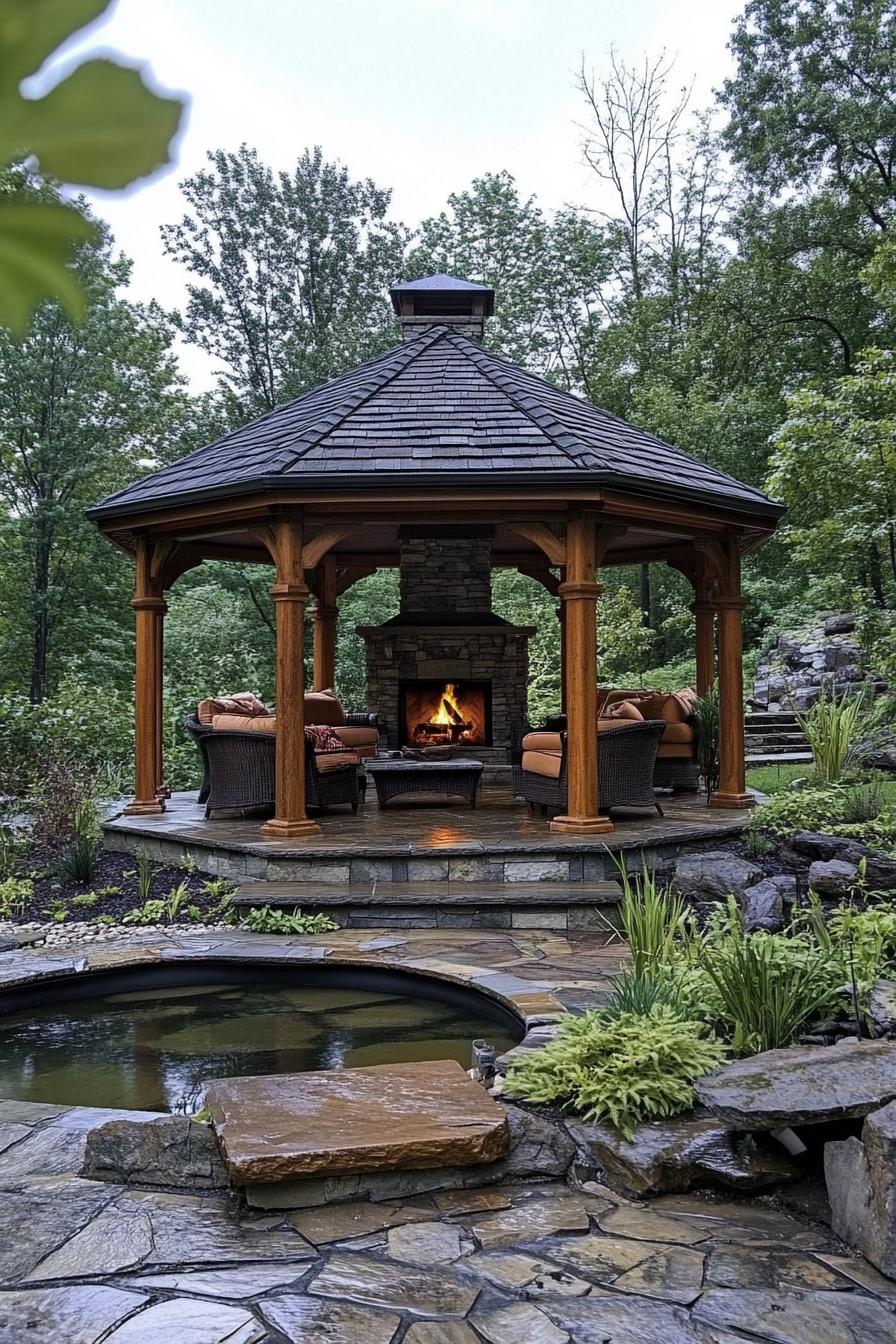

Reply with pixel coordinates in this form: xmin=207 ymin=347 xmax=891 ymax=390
xmin=399 ymin=680 xmax=492 ymax=748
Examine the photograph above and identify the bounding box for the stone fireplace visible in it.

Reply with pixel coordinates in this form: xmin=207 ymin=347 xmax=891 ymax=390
xmin=358 ymin=528 xmax=534 ymax=763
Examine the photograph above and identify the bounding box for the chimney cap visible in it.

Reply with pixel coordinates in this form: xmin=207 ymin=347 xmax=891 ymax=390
xmin=390 ymin=273 xmax=495 ymax=318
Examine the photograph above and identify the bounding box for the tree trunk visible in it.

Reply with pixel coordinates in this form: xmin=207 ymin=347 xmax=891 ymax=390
xmin=29 ymin=528 xmax=52 ymax=704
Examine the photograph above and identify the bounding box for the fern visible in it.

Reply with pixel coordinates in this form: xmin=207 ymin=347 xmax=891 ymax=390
xmin=504 ymin=1003 xmax=724 ymax=1139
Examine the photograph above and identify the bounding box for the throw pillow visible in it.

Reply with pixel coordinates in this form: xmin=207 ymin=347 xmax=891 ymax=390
xmin=305 ymin=724 xmax=346 ymax=753
xmin=605 ymin=699 xmax=644 ymax=721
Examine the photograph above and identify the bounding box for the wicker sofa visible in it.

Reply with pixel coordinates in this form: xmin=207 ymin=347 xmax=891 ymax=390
xmin=184 ymin=716 xmax=360 ymax=818
xmin=194 ymin=689 xmax=382 ymax=763
xmin=544 ymin=688 xmax=700 ymax=792
xmin=512 ymin=718 xmax=666 ymax=816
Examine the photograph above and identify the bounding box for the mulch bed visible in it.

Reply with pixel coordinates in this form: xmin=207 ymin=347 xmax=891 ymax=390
xmin=18 ymin=851 xmax=226 ymax=926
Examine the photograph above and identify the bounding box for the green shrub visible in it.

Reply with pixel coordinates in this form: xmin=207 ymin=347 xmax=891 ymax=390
xmin=0 ymin=680 xmax=133 ymax=801
xmin=239 ymin=905 xmax=339 ymax=936
xmin=700 ymin=930 xmax=842 ymax=1055
xmin=134 ymin=849 xmax=154 ymax=904
xmin=504 ymin=1003 xmax=725 ymax=1138
xmin=693 ymin=686 xmax=720 ymax=803
xmin=603 ymin=966 xmax=690 ymax=1019
xmin=752 ymin=785 xmax=850 ymax=837
xmin=59 ymin=801 xmax=102 ymax=883
xmin=799 ymin=685 xmax=872 ymax=785
xmin=615 ymin=858 xmax=690 ymax=978
xmin=0 ymin=876 xmax=32 ymax=919
xmin=841 ymin=779 xmax=887 ymax=823
xmin=0 ymin=827 xmax=26 ymax=880
xmin=122 ymin=899 xmax=166 ymax=926
xmin=71 ymin=892 xmax=99 ymax=909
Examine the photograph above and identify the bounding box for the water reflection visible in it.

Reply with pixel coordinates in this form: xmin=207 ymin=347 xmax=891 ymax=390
xmin=0 ymin=981 xmax=515 ymax=1113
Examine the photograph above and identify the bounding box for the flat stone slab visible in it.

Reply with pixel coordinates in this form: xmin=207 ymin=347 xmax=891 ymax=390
xmin=696 ymin=1039 xmax=896 ymax=1128
xmin=205 ymin=1060 xmax=510 ymax=1184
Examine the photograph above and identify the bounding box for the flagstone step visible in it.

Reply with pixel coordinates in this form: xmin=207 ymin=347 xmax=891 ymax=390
xmin=746 ymin=751 xmax=814 ymax=767
xmin=230 ymin=879 xmax=625 ymax=932
xmin=205 ymin=1060 xmax=510 ymax=1185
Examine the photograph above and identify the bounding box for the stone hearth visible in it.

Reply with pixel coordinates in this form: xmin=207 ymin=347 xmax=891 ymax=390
xmin=359 ymin=529 xmax=535 ymax=764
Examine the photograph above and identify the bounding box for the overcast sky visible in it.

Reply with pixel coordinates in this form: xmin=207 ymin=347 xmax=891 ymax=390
xmin=51 ymin=0 xmax=739 ymax=387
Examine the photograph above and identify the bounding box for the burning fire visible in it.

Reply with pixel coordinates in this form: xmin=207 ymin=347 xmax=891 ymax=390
xmin=403 ymin=681 xmax=489 ymax=747
xmin=430 ymin=683 xmax=464 ymax=727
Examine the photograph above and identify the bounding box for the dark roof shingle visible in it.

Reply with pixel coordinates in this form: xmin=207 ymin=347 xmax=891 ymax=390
xmin=90 ymin=326 xmax=783 ymax=522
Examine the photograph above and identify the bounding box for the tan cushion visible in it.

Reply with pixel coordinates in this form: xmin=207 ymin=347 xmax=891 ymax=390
xmin=662 ymin=721 xmax=695 ymax=745
xmin=604 ymin=699 xmax=644 ymax=721
xmin=199 ymin=692 xmax=269 ymax=724
xmin=657 ymin=742 xmax=694 ymax=759
xmin=522 ymin=749 xmax=563 ymax=779
xmin=332 ymin=725 xmax=379 ymax=751
xmin=314 ymin=749 xmax=358 ymax=774
xmin=597 ymin=717 xmax=641 ymax=733
xmin=304 ymin=689 xmax=346 ymax=726
xmin=211 ymin=712 xmax=276 ymax=733
xmin=521 ymin=731 xmax=563 ymax=753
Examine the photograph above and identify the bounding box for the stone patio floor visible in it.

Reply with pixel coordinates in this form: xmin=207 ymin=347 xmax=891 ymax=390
xmin=1 ymin=929 xmax=895 ymax=1342
xmin=102 ymin=788 xmax=754 ymax=886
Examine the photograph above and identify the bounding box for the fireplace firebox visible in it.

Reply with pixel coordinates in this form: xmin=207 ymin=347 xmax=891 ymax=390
xmin=399 ymin=680 xmax=492 ymax=749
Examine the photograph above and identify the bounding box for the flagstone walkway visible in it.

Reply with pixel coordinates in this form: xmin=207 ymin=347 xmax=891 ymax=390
xmin=0 ymin=930 xmax=894 ymax=1341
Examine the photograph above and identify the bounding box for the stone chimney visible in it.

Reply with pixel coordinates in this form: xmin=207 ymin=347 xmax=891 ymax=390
xmin=390 ymin=273 xmax=495 ymax=343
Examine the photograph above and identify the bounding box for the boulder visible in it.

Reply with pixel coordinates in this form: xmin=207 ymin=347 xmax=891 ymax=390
xmin=779 ymin=831 xmax=843 ymax=864
xmin=866 ymin=853 xmax=896 ymax=890
xmin=697 ymin=1039 xmax=896 ymax=1129
xmin=868 ymin=979 xmax=896 ymax=1037
xmin=807 ymin=858 xmax=858 ymax=898
xmin=825 ymin=1099 xmax=896 ymax=1277
xmin=670 ymin=852 xmax=763 ymax=903
xmin=566 ymin=1116 xmax=800 ymax=1197
xmin=83 ymin=1116 xmax=227 ymax=1189
xmin=824 ymin=613 xmax=856 ymax=635
xmin=868 ymin=744 xmax=896 ymax=774
xmin=498 ymin=1102 xmax=577 ymax=1179
xmin=740 ymin=876 xmax=794 ymax=932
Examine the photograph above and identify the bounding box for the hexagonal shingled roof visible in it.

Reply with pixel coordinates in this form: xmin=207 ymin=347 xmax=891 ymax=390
xmin=90 ymin=319 xmax=783 ymax=524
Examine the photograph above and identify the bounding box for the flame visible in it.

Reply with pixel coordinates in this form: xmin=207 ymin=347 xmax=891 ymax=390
xmin=430 ymin=682 xmax=462 ymax=725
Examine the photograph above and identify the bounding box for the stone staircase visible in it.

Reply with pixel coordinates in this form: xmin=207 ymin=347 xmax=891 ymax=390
xmin=744 ymin=711 xmax=812 ymax=768
xmin=230 ymin=879 xmax=625 ymax=933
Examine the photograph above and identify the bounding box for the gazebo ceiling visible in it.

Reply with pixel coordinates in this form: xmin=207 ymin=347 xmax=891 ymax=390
xmin=89 ymin=274 xmax=784 ymax=532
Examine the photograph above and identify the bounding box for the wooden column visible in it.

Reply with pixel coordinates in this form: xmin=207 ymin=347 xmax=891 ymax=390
xmin=557 ymin=598 xmax=567 ymax=713
xmin=711 ymin=540 xmax=753 ymax=810
xmin=261 ymin=515 xmax=321 ymax=838
xmin=691 ymin=600 xmax=716 ymax=697
xmin=126 ymin=538 xmax=166 ymax=815
xmin=551 ymin=512 xmax=613 ymax=835
xmin=311 ymin=557 xmax=338 ymax=692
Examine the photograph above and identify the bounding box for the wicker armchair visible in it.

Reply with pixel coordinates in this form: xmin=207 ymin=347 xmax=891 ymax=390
xmin=183 ymin=717 xmax=359 ymax=818
xmin=512 ymin=719 xmax=666 ymax=817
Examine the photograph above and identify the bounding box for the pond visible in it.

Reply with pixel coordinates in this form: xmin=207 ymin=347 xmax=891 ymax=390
xmin=0 ymin=970 xmax=518 ymax=1113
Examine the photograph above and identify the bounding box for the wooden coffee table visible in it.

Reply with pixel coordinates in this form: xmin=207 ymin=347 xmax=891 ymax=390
xmin=365 ymin=758 xmax=484 ymax=809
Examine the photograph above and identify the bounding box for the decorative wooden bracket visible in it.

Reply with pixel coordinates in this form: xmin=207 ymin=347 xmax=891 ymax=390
xmin=506 ymin=522 xmax=566 ymax=566
xmin=595 ymin=525 xmax=628 ymax=566
xmin=302 ymin=525 xmax=362 ymax=572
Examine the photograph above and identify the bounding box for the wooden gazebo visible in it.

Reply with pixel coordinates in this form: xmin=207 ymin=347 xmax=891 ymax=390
xmin=89 ymin=275 xmax=783 ymax=839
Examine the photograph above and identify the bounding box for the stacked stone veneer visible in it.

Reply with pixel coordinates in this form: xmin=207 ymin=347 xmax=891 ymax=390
xmin=359 ymin=531 xmax=535 ymax=763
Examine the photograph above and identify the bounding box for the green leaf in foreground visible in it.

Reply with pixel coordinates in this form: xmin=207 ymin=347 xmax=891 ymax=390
xmin=4 ymin=60 xmax=184 ymax=189
xmin=0 ymin=0 xmax=111 ymax=84
xmin=0 ymin=200 xmax=95 ymax=335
